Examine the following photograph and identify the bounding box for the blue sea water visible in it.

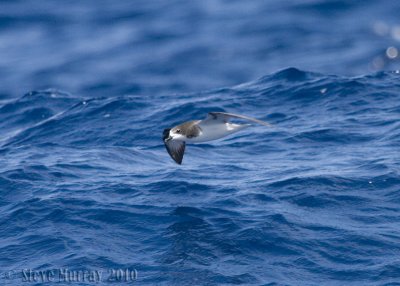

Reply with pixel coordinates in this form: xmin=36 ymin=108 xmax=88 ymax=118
xmin=0 ymin=1 xmax=400 ymax=285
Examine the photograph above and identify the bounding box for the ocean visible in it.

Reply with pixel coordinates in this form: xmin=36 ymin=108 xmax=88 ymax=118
xmin=0 ymin=1 xmax=400 ymax=285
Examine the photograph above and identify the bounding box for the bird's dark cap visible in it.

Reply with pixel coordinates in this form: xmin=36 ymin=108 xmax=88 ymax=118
xmin=163 ymin=128 xmax=171 ymax=141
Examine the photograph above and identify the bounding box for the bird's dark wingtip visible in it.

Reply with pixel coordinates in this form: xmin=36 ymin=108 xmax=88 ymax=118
xmin=164 ymin=138 xmax=186 ymax=165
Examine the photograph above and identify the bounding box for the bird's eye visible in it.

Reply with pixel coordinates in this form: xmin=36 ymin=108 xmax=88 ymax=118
xmin=176 ymin=129 xmax=181 ymax=133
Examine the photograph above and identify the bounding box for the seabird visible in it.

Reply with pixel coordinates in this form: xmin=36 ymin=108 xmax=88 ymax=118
xmin=162 ymin=112 xmax=271 ymax=164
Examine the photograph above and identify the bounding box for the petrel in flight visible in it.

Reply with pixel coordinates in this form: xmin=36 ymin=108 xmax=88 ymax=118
xmin=162 ymin=112 xmax=271 ymax=164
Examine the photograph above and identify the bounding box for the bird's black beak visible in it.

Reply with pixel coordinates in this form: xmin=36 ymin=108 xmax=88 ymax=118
xmin=163 ymin=128 xmax=172 ymax=142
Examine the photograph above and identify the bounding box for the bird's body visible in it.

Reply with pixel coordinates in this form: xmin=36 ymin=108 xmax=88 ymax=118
xmin=163 ymin=112 xmax=271 ymax=164
xmin=187 ymin=121 xmax=250 ymax=143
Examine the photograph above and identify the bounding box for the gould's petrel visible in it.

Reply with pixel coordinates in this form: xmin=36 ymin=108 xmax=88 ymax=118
xmin=163 ymin=112 xmax=271 ymax=164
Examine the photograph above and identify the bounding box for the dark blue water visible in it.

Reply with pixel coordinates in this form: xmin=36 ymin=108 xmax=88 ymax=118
xmin=1 ymin=1 xmax=400 ymax=285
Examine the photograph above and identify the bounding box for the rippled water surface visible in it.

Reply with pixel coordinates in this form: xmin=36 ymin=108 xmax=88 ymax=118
xmin=0 ymin=1 xmax=400 ymax=285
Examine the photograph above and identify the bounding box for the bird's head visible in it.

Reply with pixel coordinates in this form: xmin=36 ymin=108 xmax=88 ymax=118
xmin=163 ymin=127 xmax=186 ymax=142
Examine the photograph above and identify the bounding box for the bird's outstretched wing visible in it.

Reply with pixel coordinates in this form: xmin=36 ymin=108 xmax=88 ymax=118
xmin=204 ymin=112 xmax=271 ymax=126
xmin=164 ymin=140 xmax=186 ymax=164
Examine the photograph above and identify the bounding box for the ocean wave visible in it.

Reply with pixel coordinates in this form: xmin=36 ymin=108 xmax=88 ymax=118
xmin=1 ymin=68 xmax=400 ymax=284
